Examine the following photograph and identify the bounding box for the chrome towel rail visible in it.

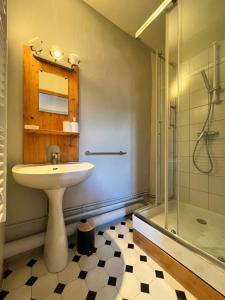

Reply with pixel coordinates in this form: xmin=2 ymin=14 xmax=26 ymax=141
xmin=85 ymin=151 xmax=127 ymax=156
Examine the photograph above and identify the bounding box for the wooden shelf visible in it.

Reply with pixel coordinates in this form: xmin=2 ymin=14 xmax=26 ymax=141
xmin=24 ymin=129 xmax=79 ymax=136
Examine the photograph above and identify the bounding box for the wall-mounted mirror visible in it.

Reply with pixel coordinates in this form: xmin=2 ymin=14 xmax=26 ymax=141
xmin=38 ymin=70 xmax=69 ymax=115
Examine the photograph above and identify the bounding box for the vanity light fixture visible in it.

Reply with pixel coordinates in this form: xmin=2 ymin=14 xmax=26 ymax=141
xmin=27 ymin=37 xmax=80 ymax=70
xmin=27 ymin=37 xmax=43 ymax=54
xmin=68 ymin=53 xmax=80 ymax=66
xmin=50 ymin=45 xmax=64 ymax=60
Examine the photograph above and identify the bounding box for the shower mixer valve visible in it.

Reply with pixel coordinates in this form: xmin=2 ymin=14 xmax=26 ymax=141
xmin=197 ymin=130 xmax=219 ymax=138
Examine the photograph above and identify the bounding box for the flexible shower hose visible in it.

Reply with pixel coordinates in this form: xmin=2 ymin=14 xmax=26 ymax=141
xmin=192 ymin=94 xmax=214 ymax=174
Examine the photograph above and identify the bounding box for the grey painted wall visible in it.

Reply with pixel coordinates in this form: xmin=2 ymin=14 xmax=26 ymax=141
xmin=7 ymin=0 xmax=151 ymax=241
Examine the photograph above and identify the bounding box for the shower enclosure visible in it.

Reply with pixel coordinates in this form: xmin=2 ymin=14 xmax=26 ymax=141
xmin=134 ymin=0 xmax=225 ymax=295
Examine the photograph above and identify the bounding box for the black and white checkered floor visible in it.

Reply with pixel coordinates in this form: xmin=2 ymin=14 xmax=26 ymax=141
xmin=0 ymin=216 xmax=196 ymax=300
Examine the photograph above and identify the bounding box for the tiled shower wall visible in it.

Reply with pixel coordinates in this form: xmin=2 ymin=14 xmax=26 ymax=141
xmin=177 ymin=39 xmax=225 ymax=216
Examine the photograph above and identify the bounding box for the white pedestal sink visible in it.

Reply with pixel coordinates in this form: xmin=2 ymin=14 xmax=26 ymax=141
xmin=12 ymin=162 xmax=94 ymax=272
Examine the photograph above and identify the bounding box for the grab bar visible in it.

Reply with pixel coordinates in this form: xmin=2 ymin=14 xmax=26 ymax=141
xmin=85 ymin=151 xmax=127 ymax=156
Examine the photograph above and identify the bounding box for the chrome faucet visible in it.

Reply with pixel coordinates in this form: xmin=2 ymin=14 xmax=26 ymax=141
xmin=51 ymin=152 xmax=60 ymax=164
xmin=47 ymin=145 xmax=61 ymax=164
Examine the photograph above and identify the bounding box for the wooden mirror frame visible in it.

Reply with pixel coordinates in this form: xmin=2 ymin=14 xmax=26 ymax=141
xmin=23 ymin=45 xmax=79 ymax=163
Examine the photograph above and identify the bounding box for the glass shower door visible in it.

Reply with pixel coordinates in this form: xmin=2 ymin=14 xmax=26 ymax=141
xmin=177 ymin=0 xmax=225 ymax=263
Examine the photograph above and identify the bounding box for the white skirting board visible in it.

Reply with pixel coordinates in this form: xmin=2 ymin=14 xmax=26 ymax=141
xmin=5 ymin=193 xmax=147 ymax=242
xmin=133 ymin=215 xmax=225 ymax=296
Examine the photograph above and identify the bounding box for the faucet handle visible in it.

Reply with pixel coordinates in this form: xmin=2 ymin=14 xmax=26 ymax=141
xmin=51 ymin=152 xmax=60 ymax=164
xmin=52 ymin=152 xmax=59 ymax=158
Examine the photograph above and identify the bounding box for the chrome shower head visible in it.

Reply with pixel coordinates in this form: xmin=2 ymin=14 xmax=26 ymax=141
xmin=201 ymin=70 xmax=211 ymax=92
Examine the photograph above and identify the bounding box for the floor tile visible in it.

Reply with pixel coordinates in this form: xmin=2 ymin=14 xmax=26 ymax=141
xmin=104 ymin=229 xmax=118 ymax=240
xmin=95 ymin=235 xmax=106 ymax=248
xmin=3 ymin=270 xmax=12 ymax=279
xmin=1 ymin=216 xmax=197 ymax=300
xmin=62 ymin=279 xmax=87 ymax=300
xmin=96 ymin=285 xmax=122 ymax=300
xmin=116 ymin=273 xmax=140 ymax=299
xmin=57 ymin=261 xmax=80 ymax=284
xmin=107 ymin=276 xmax=117 ymax=286
xmin=150 ymin=278 xmax=178 ymax=300
xmin=155 ymin=270 xmax=164 ymax=279
xmin=111 ymin=238 xmax=127 ymax=251
xmin=32 ymin=273 xmax=58 ymax=299
xmin=133 ymin=293 xmax=154 ymax=300
xmin=31 ymin=259 xmax=48 ymax=277
xmin=122 ymin=248 xmax=139 ymax=265
xmin=78 ymin=254 xmax=98 ymax=271
xmin=140 ymin=255 xmax=147 ymax=262
xmin=96 ymin=245 xmax=114 ymax=261
xmin=134 ymin=262 xmax=155 ymax=283
xmin=44 ymin=293 xmax=62 ymax=300
xmin=3 ymin=266 xmax=31 ymax=291
xmin=123 ymin=232 xmax=133 ymax=243
xmin=26 ymin=259 xmax=37 ymax=267
xmin=54 ymin=283 xmax=66 ymax=294
xmin=176 ymin=290 xmax=187 ymax=300
xmin=115 ymin=224 xmax=129 ymax=234
xmin=86 ymin=291 xmax=97 ymax=300
xmin=25 ymin=276 xmax=38 ymax=286
xmin=4 ymin=285 xmax=31 ymax=300
xmin=86 ymin=267 xmax=108 ymax=291
xmin=97 ymin=260 xmax=106 ymax=268
xmin=72 ymin=255 xmax=81 ymax=262
xmin=78 ymin=270 xmax=87 ymax=279
xmin=140 ymin=283 xmax=150 ymax=293
xmin=125 ymin=265 xmax=133 ymax=273
xmin=114 ymin=251 xmax=121 ymax=258
xmin=105 ymin=257 xmax=124 ymax=277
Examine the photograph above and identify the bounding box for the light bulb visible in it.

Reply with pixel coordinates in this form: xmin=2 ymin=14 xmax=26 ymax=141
xmin=50 ymin=45 xmax=63 ymax=60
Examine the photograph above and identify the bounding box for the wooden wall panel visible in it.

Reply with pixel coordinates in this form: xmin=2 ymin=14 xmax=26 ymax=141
xmin=23 ymin=46 xmax=79 ymax=163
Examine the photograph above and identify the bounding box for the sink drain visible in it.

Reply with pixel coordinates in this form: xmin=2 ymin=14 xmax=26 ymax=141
xmin=218 ymin=256 xmax=225 ymax=263
xmin=196 ymin=218 xmax=207 ymax=225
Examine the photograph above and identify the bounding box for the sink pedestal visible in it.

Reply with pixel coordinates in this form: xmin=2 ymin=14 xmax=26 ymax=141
xmin=44 ymin=188 xmax=68 ymax=272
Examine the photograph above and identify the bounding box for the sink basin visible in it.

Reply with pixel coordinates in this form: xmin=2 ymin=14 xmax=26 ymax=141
xmin=12 ymin=162 xmax=94 ymax=190
xmin=12 ymin=162 xmax=94 ymax=273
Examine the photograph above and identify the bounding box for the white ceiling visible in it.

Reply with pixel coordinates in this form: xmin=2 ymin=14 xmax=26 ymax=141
xmin=83 ymin=0 xmax=165 ymax=51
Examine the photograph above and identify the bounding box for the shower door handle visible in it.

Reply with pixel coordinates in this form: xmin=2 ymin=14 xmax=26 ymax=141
xmin=169 ymin=102 xmax=176 ymax=128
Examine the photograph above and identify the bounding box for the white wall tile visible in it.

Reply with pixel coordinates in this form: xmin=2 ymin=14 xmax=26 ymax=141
xmin=177 ymin=172 xmax=190 ymax=188
xmin=189 ymin=49 xmax=209 ymax=73
xmin=190 ymin=88 xmax=208 ymax=109
xmin=178 ymin=94 xmax=189 ymax=112
xmin=177 ymin=157 xmax=190 ymax=173
xmin=177 ymin=39 xmax=225 ymax=217
xmin=209 ymin=176 xmax=225 ymax=196
xmin=189 ymin=189 xmax=208 ymax=209
xmin=211 ymin=100 xmax=225 ymax=122
xmin=177 ymin=110 xmax=189 ymax=126
xmin=190 ymin=173 xmax=208 ymax=193
xmin=190 ymin=105 xmax=208 ymax=125
xmin=189 ymin=72 xmax=206 ymax=93
xmin=178 ymin=186 xmax=190 ymax=203
xmin=177 ymin=125 xmax=189 ymax=141
xmin=177 ymin=141 xmax=189 ymax=157
xmin=209 ymin=193 xmax=225 ymax=215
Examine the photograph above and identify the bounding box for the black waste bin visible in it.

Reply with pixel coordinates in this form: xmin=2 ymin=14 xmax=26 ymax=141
xmin=77 ymin=219 xmax=95 ymax=255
